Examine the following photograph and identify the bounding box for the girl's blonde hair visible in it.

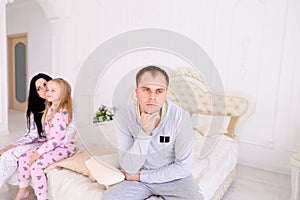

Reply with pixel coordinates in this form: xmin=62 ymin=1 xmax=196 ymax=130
xmin=42 ymin=78 xmax=73 ymax=127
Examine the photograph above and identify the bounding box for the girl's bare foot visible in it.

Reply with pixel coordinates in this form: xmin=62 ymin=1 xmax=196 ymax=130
xmin=14 ymin=187 xmax=30 ymax=200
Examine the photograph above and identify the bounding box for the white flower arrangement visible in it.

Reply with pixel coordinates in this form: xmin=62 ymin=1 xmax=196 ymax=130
xmin=93 ymin=105 xmax=115 ymax=123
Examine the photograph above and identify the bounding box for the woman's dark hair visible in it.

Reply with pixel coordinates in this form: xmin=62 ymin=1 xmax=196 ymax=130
xmin=26 ymin=73 xmax=52 ymax=137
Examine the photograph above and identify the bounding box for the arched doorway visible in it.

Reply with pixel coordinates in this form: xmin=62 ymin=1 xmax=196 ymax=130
xmin=0 ymin=0 xmax=73 ymax=135
xmin=6 ymin=0 xmax=53 ymax=112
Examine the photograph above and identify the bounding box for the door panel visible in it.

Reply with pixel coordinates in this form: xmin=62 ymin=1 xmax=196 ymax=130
xmin=8 ymin=33 xmax=28 ymax=112
xmin=15 ymin=42 xmax=27 ymax=103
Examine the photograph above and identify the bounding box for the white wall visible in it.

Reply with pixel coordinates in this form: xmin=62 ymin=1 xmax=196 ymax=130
xmin=68 ymin=0 xmax=300 ymax=173
xmin=70 ymin=0 xmax=300 ymax=174
xmin=6 ymin=0 xmax=300 ymax=174
xmin=6 ymin=0 xmax=52 ymax=78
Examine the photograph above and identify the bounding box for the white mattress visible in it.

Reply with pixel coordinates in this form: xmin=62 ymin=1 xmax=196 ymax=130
xmin=192 ymin=133 xmax=238 ymax=200
xmin=48 ymin=133 xmax=238 ymax=200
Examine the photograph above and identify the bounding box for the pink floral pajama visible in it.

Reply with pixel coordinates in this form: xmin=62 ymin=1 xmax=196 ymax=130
xmin=18 ymin=146 xmax=73 ymax=199
xmin=18 ymin=107 xmax=75 ymax=200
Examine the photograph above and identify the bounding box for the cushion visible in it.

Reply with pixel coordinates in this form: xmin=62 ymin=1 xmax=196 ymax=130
xmin=44 ymin=150 xmax=96 ymax=182
xmin=85 ymin=153 xmax=125 ymax=186
xmin=191 ymin=114 xmax=231 ymax=136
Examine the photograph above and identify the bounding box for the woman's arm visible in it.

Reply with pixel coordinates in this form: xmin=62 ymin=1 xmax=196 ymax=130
xmin=62 ymin=114 xmax=76 ymax=144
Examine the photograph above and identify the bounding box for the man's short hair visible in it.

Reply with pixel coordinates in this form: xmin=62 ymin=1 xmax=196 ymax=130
xmin=136 ymin=66 xmax=169 ymax=87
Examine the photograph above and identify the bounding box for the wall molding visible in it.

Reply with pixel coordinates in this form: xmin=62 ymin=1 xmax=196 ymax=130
xmin=239 ymin=139 xmax=274 ymax=149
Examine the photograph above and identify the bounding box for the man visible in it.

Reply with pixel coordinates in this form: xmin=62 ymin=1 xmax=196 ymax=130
xmin=103 ymin=66 xmax=203 ymax=200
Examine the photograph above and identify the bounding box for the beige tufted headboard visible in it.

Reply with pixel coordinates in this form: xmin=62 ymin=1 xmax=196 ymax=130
xmin=167 ymin=67 xmax=254 ymax=139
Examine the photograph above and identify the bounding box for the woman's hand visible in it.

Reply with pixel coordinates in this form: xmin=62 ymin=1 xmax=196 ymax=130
xmin=29 ymin=151 xmax=40 ymax=166
xmin=0 ymin=144 xmax=16 ymax=156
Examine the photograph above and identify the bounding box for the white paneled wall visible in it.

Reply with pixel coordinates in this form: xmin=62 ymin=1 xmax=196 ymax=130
xmin=5 ymin=0 xmax=300 ymax=174
xmin=275 ymin=0 xmax=300 ymax=154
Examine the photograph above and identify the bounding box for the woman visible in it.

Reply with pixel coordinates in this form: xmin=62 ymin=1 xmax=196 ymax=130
xmin=0 ymin=73 xmax=76 ymax=188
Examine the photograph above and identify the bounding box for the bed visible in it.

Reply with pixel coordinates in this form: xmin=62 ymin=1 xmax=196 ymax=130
xmin=8 ymin=67 xmax=254 ymax=200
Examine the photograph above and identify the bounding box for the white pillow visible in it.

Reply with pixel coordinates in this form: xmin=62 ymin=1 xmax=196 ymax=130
xmin=191 ymin=114 xmax=230 ymax=136
xmin=85 ymin=153 xmax=124 ymax=186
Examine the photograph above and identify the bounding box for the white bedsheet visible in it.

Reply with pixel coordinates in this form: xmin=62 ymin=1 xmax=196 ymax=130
xmin=192 ymin=133 xmax=238 ymax=200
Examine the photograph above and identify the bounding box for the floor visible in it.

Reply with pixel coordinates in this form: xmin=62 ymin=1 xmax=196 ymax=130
xmin=223 ymin=165 xmax=292 ymax=200
xmin=0 ymin=110 xmax=294 ymax=200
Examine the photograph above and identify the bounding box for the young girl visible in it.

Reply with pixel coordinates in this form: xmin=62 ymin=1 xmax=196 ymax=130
xmin=14 ymin=78 xmax=76 ymax=200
